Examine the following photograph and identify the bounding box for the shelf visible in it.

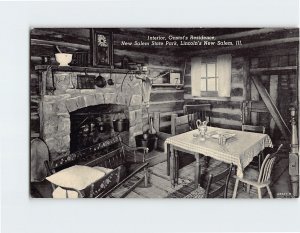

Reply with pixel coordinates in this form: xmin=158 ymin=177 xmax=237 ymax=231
xmin=151 ymin=89 xmax=184 ymax=94
xmin=35 ymin=65 xmax=144 ymax=74
xmin=151 ymin=83 xmax=184 ymax=87
xmin=149 ymin=100 xmax=185 ymax=105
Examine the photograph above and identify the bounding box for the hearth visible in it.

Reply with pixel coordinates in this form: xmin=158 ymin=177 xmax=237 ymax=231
xmin=70 ymin=104 xmax=129 ymax=152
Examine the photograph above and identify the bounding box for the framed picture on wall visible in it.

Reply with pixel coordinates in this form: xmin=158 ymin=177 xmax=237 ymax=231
xmin=90 ymin=29 xmax=113 ymax=67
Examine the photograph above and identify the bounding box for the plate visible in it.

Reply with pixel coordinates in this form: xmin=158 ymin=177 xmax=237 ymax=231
xmin=209 ymin=131 xmax=236 ymax=140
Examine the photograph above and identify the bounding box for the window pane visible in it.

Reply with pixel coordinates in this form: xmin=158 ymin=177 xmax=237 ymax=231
xmin=207 ymin=78 xmax=216 ymax=91
xmin=207 ymin=63 xmax=216 ymax=77
xmin=200 ymin=64 xmax=206 ymax=77
xmin=200 ymin=78 xmax=206 ymax=91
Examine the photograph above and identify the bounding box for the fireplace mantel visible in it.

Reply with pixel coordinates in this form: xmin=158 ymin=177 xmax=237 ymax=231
xmin=35 ymin=65 xmax=144 ymax=75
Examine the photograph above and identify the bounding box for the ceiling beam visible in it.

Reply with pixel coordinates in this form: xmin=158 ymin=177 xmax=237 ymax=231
xmin=216 ymin=28 xmax=289 ymax=40
xmin=31 ymin=38 xmax=89 ymax=50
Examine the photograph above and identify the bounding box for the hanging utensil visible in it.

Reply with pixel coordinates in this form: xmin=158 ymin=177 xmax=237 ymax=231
xmin=95 ymin=72 xmax=107 ymax=88
xmin=77 ymin=69 xmax=96 ymax=89
xmin=107 ymin=69 xmax=114 ymax=86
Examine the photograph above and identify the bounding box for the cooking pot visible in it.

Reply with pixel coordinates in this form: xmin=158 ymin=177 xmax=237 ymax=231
xmin=97 ymin=120 xmax=106 ymax=133
xmin=113 ymin=113 xmax=129 ymax=132
xmin=95 ymin=73 xmax=106 ymax=88
xmin=107 ymin=71 xmax=114 ymax=86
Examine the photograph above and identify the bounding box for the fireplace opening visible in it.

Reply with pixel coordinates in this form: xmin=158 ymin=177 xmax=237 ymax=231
xmin=70 ymin=104 xmax=129 ymax=153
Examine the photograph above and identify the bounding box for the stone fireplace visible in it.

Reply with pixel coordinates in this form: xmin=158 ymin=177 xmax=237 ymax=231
xmin=39 ymin=70 xmax=148 ymax=159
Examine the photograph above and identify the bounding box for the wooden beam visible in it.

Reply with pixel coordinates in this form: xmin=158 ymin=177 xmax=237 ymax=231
xmin=250 ymin=66 xmax=297 ymax=74
xmin=31 ymin=38 xmax=89 ymax=50
xmin=269 ymin=75 xmax=279 ymax=136
xmin=217 ymin=28 xmax=289 ymax=40
xmin=251 ymin=75 xmax=291 ymax=140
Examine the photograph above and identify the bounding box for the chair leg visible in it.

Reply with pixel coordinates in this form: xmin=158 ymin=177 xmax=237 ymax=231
xmin=266 ymin=185 xmax=273 ymax=198
xmin=204 ymin=156 xmax=210 ymax=168
xmin=257 ymin=187 xmax=262 ymax=199
xmin=258 ymin=153 xmax=261 ymax=171
xmin=167 ymin=145 xmax=170 ymax=176
xmin=144 ymin=168 xmax=149 ymax=187
xmin=233 ymin=179 xmax=239 ymax=198
xmin=246 ymin=184 xmax=251 ymax=194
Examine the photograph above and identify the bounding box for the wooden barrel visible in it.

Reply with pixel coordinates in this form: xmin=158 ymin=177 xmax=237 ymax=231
xmin=30 ymin=138 xmax=49 ymax=182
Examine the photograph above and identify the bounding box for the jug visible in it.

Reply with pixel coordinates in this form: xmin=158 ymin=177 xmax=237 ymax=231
xmin=196 ymin=120 xmax=208 ymax=141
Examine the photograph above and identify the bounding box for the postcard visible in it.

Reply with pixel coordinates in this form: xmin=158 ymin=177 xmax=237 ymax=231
xmin=30 ymin=27 xmax=299 ymax=199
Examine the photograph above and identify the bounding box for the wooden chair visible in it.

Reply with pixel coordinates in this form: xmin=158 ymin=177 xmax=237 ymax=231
xmin=242 ymin=124 xmax=266 ymax=134
xmin=242 ymin=124 xmax=266 ymax=171
xmin=232 ymin=144 xmax=283 ymax=199
xmin=171 ymin=113 xmax=195 ymax=136
xmin=183 ymin=104 xmax=211 ymax=129
xmin=153 ymin=110 xmax=183 ymax=151
xmin=167 ymin=113 xmax=212 ymax=178
xmin=203 ymin=163 xmax=233 ymax=198
xmin=153 ymin=104 xmax=211 ymax=149
xmin=167 ymin=113 xmax=198 ymax=176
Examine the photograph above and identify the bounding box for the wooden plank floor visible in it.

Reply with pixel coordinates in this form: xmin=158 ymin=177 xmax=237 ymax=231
xmin=110 ymin=152 xmax=289 ymax=199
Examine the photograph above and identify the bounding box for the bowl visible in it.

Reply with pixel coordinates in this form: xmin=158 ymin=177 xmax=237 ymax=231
xmin=55 ymin=53 xmax=72 ymax=66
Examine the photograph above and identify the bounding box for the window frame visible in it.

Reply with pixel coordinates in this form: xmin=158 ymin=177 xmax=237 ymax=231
xmin=190 ymin=54 xmax=232 ymax=100
xmin=200 ymin=59 xmax=219 ymax=97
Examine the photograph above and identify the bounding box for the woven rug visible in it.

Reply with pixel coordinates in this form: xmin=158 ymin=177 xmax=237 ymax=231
xmin=167 ymin=182 xmax=198 ymax=198
xmin=167 ymin=183 xmax=206 ymax=198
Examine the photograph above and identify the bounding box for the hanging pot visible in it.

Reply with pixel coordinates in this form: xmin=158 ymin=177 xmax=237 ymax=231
xmin=95 ymin=73 xmax=106 ymax=88
xmin=113 ymin=113 xmax=129 ymax=132
xmin=107 ymin=70 xmax=114 ymax=86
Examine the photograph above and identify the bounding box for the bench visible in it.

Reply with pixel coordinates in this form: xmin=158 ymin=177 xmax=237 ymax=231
xmin=44 ymin=135 xmax=149 ymax=198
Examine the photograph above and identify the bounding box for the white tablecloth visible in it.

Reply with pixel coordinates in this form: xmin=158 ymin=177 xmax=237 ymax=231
xmin=165 ymin=127 xmax=273 ymax=177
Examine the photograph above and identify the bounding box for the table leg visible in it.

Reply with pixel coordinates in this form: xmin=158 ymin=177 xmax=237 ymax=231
xmin=170 ymin=146 xmax=175 ymax=187
xmin=174 ymin=149 xmax=179 ymax=184
xmin=195 ymin=153 xmax=201 ymax=189
xmin=166 ymin=144 xmax=170 ymax=176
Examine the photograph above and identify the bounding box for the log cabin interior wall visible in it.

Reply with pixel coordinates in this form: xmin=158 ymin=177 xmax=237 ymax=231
xmin=31 ymin=28 xmax=299 ymax=144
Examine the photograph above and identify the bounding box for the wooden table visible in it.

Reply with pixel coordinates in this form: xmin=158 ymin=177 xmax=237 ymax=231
xmin=165 ymin=127 xmax=273 ymax=188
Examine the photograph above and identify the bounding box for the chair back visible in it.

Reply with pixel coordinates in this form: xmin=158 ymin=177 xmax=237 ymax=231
xmin=258 ymin=144 xmax=283 ymax=183
xmin=171 ymin=113 xmax=196 ymax=135
xmin=242 ymin=124 xmax=266 ymax=134
xmin=184 ymin=104 xmax=211 ymax=129
xmin=205 ymin=163 xmax=233 ymax=198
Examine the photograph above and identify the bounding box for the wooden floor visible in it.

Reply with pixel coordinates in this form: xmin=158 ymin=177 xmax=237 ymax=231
xmin=31 ymin=150 xmax=290 ymax=198
xmin=110 ymin=150 xmax=290 ymax=198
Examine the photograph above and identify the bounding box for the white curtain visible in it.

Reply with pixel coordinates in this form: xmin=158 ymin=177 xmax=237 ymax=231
xmin=217 ymin=54 xmax=232 ymax=97
xmin=191 ymin=57 xmax=202 ymax=96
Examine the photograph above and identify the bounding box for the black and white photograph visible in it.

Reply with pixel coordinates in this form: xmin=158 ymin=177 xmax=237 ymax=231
xmin=30 ymin=27 xmax=299 ymax=199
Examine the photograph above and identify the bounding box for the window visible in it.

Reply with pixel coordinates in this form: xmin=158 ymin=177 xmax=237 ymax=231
xmin=191 ymin=54 xmax=232 ymax=98
xmin=200 ymin=61 xmax=218 ymax=96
